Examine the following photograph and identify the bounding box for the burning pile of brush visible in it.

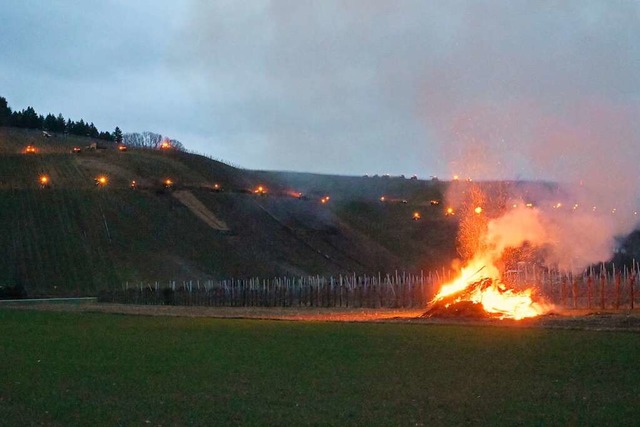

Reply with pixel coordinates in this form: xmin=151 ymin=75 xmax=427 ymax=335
xmin=422 ymin=270 xmax=548 ymax=320
xmin=423 ymin=184 xmax=554 ymax=320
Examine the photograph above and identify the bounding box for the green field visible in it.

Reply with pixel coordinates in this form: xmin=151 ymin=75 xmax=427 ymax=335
xmin=1 ymin=310 xmax=639 ymax=426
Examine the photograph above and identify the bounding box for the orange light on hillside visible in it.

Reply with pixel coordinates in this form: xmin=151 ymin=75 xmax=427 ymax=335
xmin=286 ymin=190 xmax=303 ymax=199
xmin=95 ymin=176 xmax=108 ymax=186
xmin=445 ymin=207 xmax=455 ymax=216
xmin=39 ymin=175 xmax=50 ymax=188
xmin=118 ymin=144 xmax=128 ymax=151
xmin=72 ymin=147 xmax=81 ymax=153
xmin=320 ymin=196 xmax=330 ymax=204
xmin=160 ymin=140 xmax=171 ymax=150
xmin=412 ymin=212 xmax=421 ymax=221
xmin=474 ymin=206 xmax=483 ymax=214
xmin=213 ymin=183 xmax=220 ymax=190
xmin=254 ymin=185 xmax=267 ymax=195
xmin=379 ymin=196 xmax=386 ymax=202
xmin=453 ymin=175 xmax=459 ymax=181
xmin=24 ymin=145 xmax=37 ymax=154
xmin=430 ymin=200 xmax=440 ymax=206
xmin=130 ymin=180 xmax=137 ymax=189
xmin=164 ymin=179 xmax=174 ymax=188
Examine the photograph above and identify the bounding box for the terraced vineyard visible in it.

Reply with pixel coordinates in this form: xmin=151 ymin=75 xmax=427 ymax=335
xmin=0 ymin=127 xmax=458 ymax=296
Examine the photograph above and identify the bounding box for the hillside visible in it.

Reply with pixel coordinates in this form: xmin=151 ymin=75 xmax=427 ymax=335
xmin=0 ymin=127 xmax=458 ymax=296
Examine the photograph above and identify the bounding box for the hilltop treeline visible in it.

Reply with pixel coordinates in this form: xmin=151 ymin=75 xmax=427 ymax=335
xmin=0 ymin=95 xmax=116 ymax=141
xmin=123 ymin=131 xmax=184 ymax=151
xmin=0 ymin=95 xmax=186 ymax=150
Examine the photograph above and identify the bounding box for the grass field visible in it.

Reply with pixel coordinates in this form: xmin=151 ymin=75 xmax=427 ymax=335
xmin=2 ymin=309 xmax=639 ymax=426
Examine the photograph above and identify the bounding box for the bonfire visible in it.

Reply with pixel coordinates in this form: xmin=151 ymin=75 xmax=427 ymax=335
xmin=423 ymin=184 xmax=552 ymax=320
xmin=423 ymin=266 xmax=548 ymax=320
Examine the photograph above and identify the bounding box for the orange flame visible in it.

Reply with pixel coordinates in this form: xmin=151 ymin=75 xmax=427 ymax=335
xmin=432 ymin=256 xmax=550 ymax=320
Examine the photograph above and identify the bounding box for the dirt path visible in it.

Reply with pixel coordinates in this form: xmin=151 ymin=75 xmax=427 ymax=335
xmin=4 ymin=301 xmax=640 ymax=331
xmin=172 ymin=190 xmax=229 ymax=231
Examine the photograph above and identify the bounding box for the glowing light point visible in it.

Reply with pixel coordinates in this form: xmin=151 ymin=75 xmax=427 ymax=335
xmin=445 ymin=207 xmax=455 ymax=216
xmin=95 ymin=176 xmax=108 ymax=186
xmin=474 ymin=206 xmax=483 ymax=214
xmin=412 ymin=212 xmax=421 ymax=221
xmin=39 ymin=175 xmax=50 ymax=188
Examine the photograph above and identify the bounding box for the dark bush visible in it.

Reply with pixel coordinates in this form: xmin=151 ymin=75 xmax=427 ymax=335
xmin=0 ymin=282 xmax=28 ymax=299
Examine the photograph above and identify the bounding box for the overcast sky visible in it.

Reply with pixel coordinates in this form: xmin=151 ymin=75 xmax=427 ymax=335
xmin=2 ymin=0 xmax=640 ymax=180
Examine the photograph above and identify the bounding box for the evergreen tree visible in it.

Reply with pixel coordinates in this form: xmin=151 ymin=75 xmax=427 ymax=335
xmin=43 ymin=113 xmax=57 ymax=131
xmin=55 ymin=114 xmax=66 ymax=133
xmin=98 ymin=131 xmax=112 ymax=140
xmin=24 ymin=107 xmax=39 ymax=128
xmin=88 ymin=122 xmax=99 ymax=138
xmin=0 ymin=97 xmax=11 ymax=126
xmin=113 ymin=126 xmax=123 ymax=143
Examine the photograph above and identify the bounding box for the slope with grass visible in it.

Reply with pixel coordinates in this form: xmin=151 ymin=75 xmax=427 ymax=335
xmin=0 ymin=127 xmax=458 ymax=296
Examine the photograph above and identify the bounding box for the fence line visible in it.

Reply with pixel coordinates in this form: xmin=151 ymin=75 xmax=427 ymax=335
xmin=98 ymin=265 xmax=640 ymax=310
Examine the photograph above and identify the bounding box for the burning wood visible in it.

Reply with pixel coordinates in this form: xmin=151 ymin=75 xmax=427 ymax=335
xmin=423 ymin=274 xmax=549 ymax=320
